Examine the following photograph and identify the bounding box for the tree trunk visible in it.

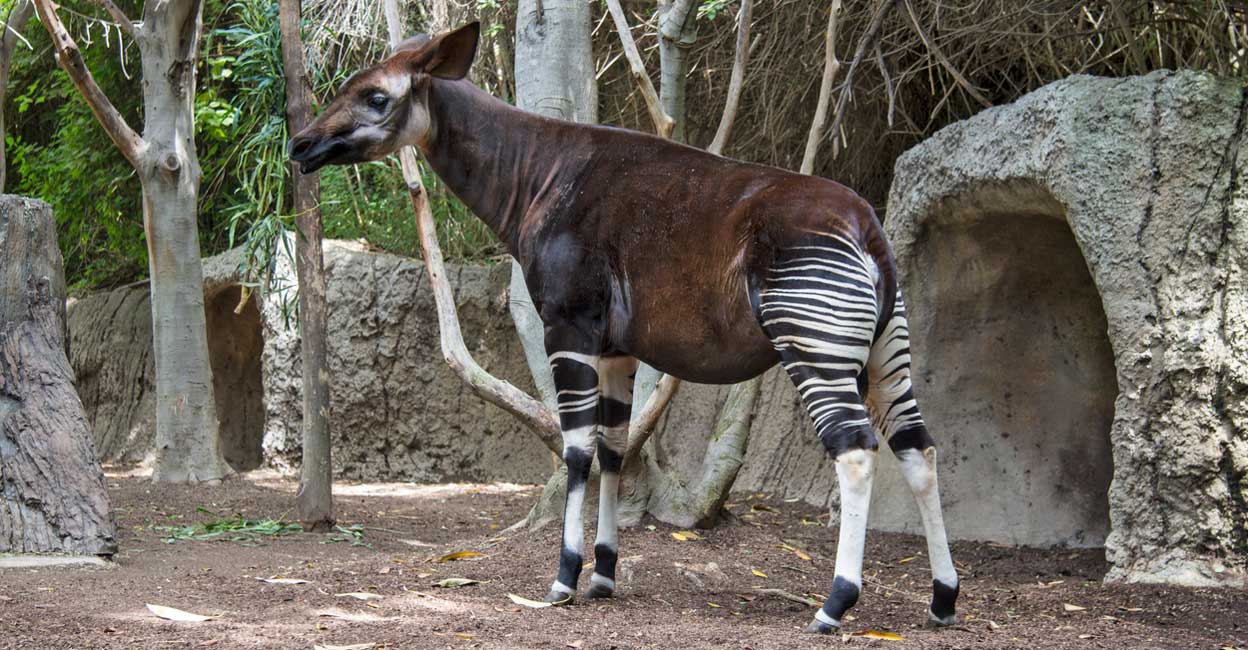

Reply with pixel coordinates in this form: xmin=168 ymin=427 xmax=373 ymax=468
xmin=0 ymin=0 xmax=33 ymax=191
xmin=279 ymin=0 xmax=334 ymax=531
xmin=657 ymin=0 xmax=695 ymax=142
xmin=136 ymin=0 xmax=231 ymax=483
xmin=511 ymin=0 xmax=598 ymax=413
xmin=0 ymin=195 xmax=117 ymax=555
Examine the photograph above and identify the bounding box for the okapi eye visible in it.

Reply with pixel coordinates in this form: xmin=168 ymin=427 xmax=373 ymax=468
xmin=367 ymin=93 xmax=389 ymax=111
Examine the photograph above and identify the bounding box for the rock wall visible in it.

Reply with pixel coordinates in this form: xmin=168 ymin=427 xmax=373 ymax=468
xmin=68 ymin=283 xmax=155 ymax=466
xmin=883 ymin=70 xmax=1247 ymax=587
xmin=260 ymin=240 xmax=555 ymax=484
xmin=69 ymin=241 xmax=555 ymax=484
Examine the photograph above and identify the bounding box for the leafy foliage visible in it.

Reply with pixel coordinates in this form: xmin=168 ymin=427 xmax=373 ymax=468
xmin=155 ymin=507 xmax=302 ymax=545
xmin=3 ymin=0 xmax=499 ymax=293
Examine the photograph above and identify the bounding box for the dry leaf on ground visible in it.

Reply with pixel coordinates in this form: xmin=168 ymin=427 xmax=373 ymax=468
xmin=1063 ymin=603 xmax=1087 ymax=612
xmin=336 ymin=592 xmax=383 ymax=601
xmin=256 ymin=577 xmax=308 ymax=585
xmin=438 ymin=550 xmax=485 ymax=562
xmin=854 ymin=630 xmax=904 ymax=641
xmin=507 ymin=593 xmax=569 ymax=608
xmin=435 ymin=578 xmax=480 ymax=588
xmin=145 ymin=604 xmax=218 ymax=622
xmin=671 ymin=531 xmax=701 ymax=541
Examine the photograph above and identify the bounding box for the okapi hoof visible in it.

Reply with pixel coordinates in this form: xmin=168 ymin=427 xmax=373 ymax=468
xmin=804 ymin=619 xmax=839 ymax=635
xmin=924 ymin=611 xmax=958 ymax=628
xmin=543 ymin=590 xmax=575 ymax=606
xmin=585 ymin=583 xmax=614 ymax=600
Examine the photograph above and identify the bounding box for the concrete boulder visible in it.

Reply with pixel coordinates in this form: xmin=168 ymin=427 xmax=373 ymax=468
xmin=880 ymin=70 xmax=1246 ymax=587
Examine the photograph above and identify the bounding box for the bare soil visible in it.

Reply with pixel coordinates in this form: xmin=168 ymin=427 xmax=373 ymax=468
xmin=1 ymin=474 xmax=1244 ymax=650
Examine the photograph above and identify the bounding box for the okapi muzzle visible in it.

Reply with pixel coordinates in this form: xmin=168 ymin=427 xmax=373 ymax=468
xmin=288 ymin=20 xmax=961 ymax=636
xmin=288 ymin=23 xmax=479 ymax=174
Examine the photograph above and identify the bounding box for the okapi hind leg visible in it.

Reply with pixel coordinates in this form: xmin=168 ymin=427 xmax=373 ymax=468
xmin=586 ymin=355 xmax=638 ymax=599
xmin=544 ymin=348 xmax=602 ymax=604
xmin=753 ymin=232 xmax=882 ymax=634
xmin=865 ymin=296 xmax=959 ymax=626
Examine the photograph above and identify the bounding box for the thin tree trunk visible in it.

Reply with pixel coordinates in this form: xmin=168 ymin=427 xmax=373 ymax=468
xmin=35 ymin=0 xmax=229 ymax=483
xmin=280 ymin=0 xmax=333 ymax=531
xmin=657 ymin=0 xmax=695 ymax=142
xmin=511 ymin=0 xmax=597 ymax=413
xmin=136 ymin=0 xmax=231 ymax=484
xmin=707 ymin=0 xmax=753 ymax=156
xmin=0 ymin=0 xmax=33 ymax=190
xmin=0 ymin=196 xmax=117 ymax=555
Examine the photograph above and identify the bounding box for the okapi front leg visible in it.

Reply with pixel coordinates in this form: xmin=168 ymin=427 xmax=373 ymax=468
xmin=545 ymin=349 xmax=601 ymax=604
xmin=587 ymin=355 xmax=638 ymax=599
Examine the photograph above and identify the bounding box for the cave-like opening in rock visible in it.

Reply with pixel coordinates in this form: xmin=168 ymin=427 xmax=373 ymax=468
xmin=872 ymin=181 xmax=1116 ymax=548
xmin=205 ymin=285 xmax=266 ymax=472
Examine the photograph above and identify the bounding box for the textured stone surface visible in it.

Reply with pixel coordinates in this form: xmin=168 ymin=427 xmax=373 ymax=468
xmin=260 ymin=240 xmax=554 ymax=484
xmin=70 ymin=240 xmax=555 ymax=485
xmin=882 ymin=71 xmax=1247 ymax=587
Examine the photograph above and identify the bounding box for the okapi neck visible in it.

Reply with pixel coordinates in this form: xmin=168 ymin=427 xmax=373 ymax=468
xmin=419 ymin=79 xmax=583 ymax=255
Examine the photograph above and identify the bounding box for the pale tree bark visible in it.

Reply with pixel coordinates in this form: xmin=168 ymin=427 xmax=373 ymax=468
xmin=280 ymin=0 xmax=333 ymax=531
xmin=34 ymin=0 xmax=232 ymax=483
xmin=656 ymin=0 xmax=695 ymax=142
xmin=801 ymin=0 xmax=843 ymax=175
xmin=0 ymin=196 xmax=117 ymax=555
xmin=707 ymin=0 xmax=753 ymax=156
xmin=604 ymin=0 xmax=674 ymax=138
xmin=525 ymin=0 xmax=759 ymax=529
xmin=0 ymin=0 xmax=33 ymax=190
xmin=383 ymin=0 xmax=562 ymax=459
xmin=510 ymin=0 xmax=598 ymax=412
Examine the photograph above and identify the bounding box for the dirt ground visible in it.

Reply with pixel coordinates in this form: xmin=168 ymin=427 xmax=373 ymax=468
xmin=1 ymin=474 xmax=1244 ymax=650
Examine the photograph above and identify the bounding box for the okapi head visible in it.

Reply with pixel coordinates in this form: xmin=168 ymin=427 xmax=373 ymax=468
xmin=288 ymin=22 xmax=480 ymax=174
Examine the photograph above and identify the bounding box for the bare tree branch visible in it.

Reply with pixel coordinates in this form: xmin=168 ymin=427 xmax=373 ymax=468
xmin=605 ymin=0 xmax=674 ymax=138
xmin=826 ymin=0 xmax=898 ymax=160
xmin=902 ymin=0 xmax=990 ymax=109
xmin=800 ymin=0 xmax=842 ymax=174
xmin=32 ymin=0 xmax=144 ymax=166
xmin=384 ymin=2 xmax=562 ymax=456
xmin=404 ymin=171 xmax=562 ymax=455
xmin=625 ymin=372 xmax=680 ymax=460
xmin=708 ymin=0 xmax=753 ymax=156
xmin=85 ymin=0 xmax=134 ymax=36
xmin=751 ymin=588 xmax=820 ymax=608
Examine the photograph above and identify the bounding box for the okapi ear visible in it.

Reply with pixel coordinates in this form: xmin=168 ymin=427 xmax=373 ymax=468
xmin=424 ymin=21 xmax=480 ymax=80
xmin=393 ymin=34 xmax=431 ymax=54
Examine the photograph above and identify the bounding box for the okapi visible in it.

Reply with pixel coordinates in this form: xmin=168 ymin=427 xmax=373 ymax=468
xmin=289 ymin=21 xmax=959 ymax=634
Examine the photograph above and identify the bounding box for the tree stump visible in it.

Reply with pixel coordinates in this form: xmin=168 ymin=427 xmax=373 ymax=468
xmin=0 ymin=195 xmax=116 ymax=555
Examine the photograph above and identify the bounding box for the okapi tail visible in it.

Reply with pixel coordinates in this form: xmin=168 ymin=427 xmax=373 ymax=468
xmin=862 ymin=214 xmax=900 ymax=345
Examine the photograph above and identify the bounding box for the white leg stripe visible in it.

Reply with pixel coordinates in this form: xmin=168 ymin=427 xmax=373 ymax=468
xmin=815 ymin=608 xmax=840 ymax=627
xmin=550 ymin=580 xmax=575 ymax=595
xmin=589 ymin=574 xmax=615 ymax=590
